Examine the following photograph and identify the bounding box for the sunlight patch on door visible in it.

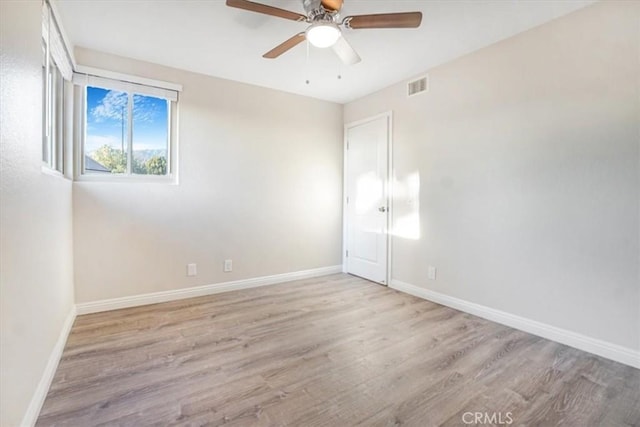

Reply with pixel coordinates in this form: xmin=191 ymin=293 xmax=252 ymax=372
xmin=355 ymin=171 xmax=383 ymax=215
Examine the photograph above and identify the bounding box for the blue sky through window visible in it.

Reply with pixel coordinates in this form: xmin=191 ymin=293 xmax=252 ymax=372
xmin=86 ymin=86 xmax=168 ymax=154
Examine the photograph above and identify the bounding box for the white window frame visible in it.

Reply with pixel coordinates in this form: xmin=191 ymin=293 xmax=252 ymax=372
xmin=42 ymin=40 xmax=60 ymax=173
xmin=73 ymin=72 xmax=180 ymax=183
xmin=42 ymin=1 xmax=71 ymax=175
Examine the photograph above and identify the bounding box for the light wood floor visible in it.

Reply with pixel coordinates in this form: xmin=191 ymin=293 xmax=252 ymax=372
xmin=37 ymin=274 xmax=639 ymax=426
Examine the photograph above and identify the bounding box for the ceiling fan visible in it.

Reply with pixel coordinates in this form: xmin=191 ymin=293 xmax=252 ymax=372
xmin=226 ymin=0 xmax=422 ymax=65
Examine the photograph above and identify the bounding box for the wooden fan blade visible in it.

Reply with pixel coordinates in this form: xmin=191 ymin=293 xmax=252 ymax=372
xmin=332 ymin=36 xmax=361 ymax=65
xmin=226 ymin=0 xmax=306 ymax=22
xmin=321 ymin=0 xmax=343 ymax=12
xmin=263 ymin=33 xmax=306 ymax=59
xmin=343 ymin=12 xmax=422 ymax=29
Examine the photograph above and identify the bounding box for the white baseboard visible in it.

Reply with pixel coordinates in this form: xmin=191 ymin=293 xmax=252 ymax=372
xmin=390 ymin=279 xmax=640 ymax=369
xmin=21 ymin=305 xmax=77 ymax=427
xmin=76 ymin=265 xmax=343 ymax=315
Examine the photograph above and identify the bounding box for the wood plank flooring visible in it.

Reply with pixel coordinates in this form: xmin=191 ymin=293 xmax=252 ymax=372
xmin=37 ymin=274 xmax=640 ymax=426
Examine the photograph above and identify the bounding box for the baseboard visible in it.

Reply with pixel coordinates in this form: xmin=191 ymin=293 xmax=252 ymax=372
xmin=21 ymin=305 xmax=77 ymax=427
xmin=76 ymin=265 xmax=343 ymax=315
xmin=390 ymin=279 xmax=640 ymax=369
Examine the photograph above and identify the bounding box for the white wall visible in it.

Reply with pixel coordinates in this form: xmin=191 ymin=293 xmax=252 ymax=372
xmin=345 ymin=1 xmax=640 ymax=351
xmin=0 ymin=1 xmax=75 ymax=426
xmin=73 ymin=48 xmax=344 ymax=303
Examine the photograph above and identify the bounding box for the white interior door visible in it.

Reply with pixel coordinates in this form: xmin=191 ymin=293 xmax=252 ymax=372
xmin=345 ymin=114 xmax=390 ymax=285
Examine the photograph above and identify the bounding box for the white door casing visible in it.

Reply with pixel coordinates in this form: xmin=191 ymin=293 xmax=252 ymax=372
xmin=344 ymin=113 xmax=391 ymax=285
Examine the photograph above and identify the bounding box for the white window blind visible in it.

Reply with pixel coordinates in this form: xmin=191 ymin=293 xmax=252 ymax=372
xmin=42 ymin=1 xmax=73 ymax=81
xmin=72 ymin=73 xmax=179 ymax=102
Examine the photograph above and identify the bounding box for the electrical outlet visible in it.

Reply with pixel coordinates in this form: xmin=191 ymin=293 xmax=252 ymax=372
xmin=224 ymin=259 xmax=233 ymax=272
xmin=428 ymin=265 xmax=436 ymax=280
xmin=187 ymin=263 xmax=197 ymax=277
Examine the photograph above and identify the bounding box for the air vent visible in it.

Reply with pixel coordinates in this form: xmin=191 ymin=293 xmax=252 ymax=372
xmin=407 ymin=75 xmax=428 ymax=97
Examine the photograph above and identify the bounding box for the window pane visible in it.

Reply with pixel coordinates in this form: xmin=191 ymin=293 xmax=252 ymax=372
xmin=132 ymin=94 xmax=168 ymax=175
xmin=85 ymin=86 xmax=128 ymax=174
xmin=53 ymin=60 xmax=64 ymax=173
xmin=42 ymin=41 xmax=49 ymax=164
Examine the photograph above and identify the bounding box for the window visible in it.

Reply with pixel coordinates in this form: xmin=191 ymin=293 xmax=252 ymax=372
xmin=42 ymin=43 xmax=64 ymax=172
xmin=84 ymin=86 xmax=170 ymax=176
xmin=42 ymin=1 xmax=72 ymax=173
xmin=75 ymin=74 xmax=178 ymax=179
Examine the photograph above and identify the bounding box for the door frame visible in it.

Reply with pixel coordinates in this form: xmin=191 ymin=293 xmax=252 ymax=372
xmin=343 ymin=111 xmax=393 ymax=286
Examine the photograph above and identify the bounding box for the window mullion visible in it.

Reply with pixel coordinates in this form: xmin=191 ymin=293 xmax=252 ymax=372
xmin=166 ymin=100 xmax=171 ymax=174
xmin=51 ymin=66 xmax=57 ymax=170
xmin=45 ymin=48 xmax=51 ymax=167
xmin=81 ymin=87 xmax=87 ymax=175
xmin=127 ymin=92 xmax=133 ymax=174
xmin=47 ymin=70 xmax=53 ymax=167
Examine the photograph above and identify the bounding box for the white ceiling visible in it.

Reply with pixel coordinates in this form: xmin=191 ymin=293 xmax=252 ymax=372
xmin=55 ymin=0 xmax=595 ymax=104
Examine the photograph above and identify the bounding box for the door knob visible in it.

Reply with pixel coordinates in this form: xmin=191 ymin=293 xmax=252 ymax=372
xmin=378 ymin=206 xmax=387 ymax=212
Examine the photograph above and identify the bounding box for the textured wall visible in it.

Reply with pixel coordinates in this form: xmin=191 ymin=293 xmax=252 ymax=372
xmin=0 ymin=1 xmax=75 ymax=425
xmin=72 ymin=48 xmax=344 ymax=303
xmin=345 ymin=1 xmax=640 ymax=350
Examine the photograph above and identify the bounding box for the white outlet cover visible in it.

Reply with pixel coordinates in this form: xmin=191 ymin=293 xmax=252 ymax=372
xmin=224 ymin=259 xmax=232 ymax=272
xmin=187 ymin=263 xmax=197 ymax=277
xmin=428 ymin=266 xmax=437 ymax=280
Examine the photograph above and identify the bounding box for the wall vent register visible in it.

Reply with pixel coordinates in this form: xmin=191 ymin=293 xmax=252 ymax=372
xmin=407 ymin=75 xmax=428 ymax=97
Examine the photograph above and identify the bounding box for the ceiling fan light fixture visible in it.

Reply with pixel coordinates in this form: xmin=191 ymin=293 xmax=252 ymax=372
xmin=305 ymin=22 xmax=341 ymax=48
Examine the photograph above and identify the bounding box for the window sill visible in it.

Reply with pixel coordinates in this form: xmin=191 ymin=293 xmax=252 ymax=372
xmin=41 ymin=165 xmax=69 ymax=180
xmin=74 ymin=173 xmax=178 ymax=185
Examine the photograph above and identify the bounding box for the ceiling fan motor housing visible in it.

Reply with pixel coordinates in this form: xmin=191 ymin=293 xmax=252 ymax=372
xmin=302 ymin=0 xmax=321 ymax=14
xmin=303 ymin=0 xmax=339 ymax=20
